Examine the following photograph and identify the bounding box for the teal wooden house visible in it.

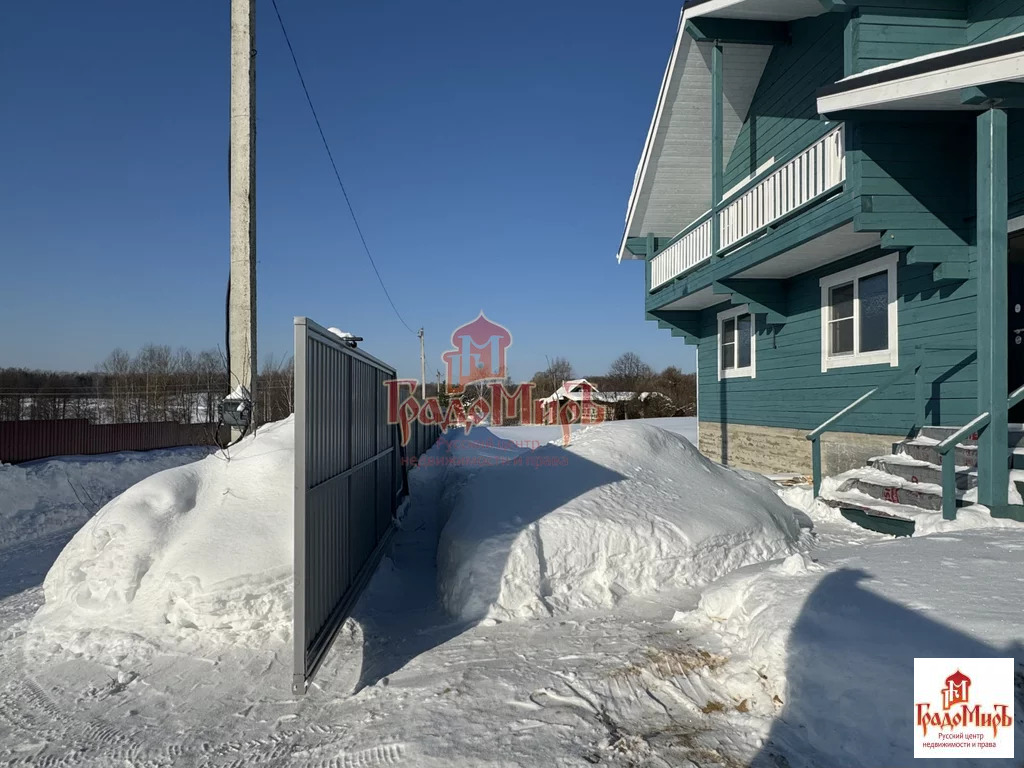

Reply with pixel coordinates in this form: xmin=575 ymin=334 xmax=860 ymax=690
xmin=619 ymin=0 xmax=1024 ymax=529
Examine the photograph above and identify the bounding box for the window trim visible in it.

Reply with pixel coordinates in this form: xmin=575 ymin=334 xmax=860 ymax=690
xmin=717 ymin=304 xmax=756 ymax=380
xmin=819 ymin=252 xmax=899 ymax=372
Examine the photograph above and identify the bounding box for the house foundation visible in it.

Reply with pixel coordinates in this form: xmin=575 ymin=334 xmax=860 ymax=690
xmin=698 ymin=422 xmax=904 ymax=477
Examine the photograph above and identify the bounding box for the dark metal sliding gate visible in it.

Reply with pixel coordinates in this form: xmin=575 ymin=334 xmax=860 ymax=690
xmin=292 ymin=317 xmax=407 ymax=693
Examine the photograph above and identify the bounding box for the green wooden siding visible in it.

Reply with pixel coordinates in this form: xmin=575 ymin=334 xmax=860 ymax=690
xmin=695 ymin=248 xmax=979 ymax=435
xmin=966 ymin=1 xmax=1024 ymax=215
xmin=1010 ymin=112 xmax=1024 ymax=218
xmin=849 ymin=118 xmax=975 ymax=251
xmin=722 ymin=15 xmax=844 ymax=193
xmin=848 ymin=9 xmax=967 ymax=74
xmin=968 ymin=0 xmax=1024 ymax=42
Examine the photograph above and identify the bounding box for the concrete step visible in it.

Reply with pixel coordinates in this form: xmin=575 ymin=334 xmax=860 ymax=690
xmin=820 ymin=495 xmax=916 ymax=536
xmin=869 ymin=455 xmax=976 ymax=490
xmin=838 ymin=473 xmax=966 ymax=512
xmin=897 ymin=440 xmax=978 ymax=467
xmin=917 ymin=425 xmax=1024 ymax=447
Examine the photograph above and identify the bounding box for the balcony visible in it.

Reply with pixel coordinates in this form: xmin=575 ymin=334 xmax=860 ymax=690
xmin=650 ymin=124 xmax=846 ymax=291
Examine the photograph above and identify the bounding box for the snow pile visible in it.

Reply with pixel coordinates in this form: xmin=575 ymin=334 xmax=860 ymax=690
xmin=28 ymin=419 xmax=294 ymax=663
xmin=684 ymin=530 xmax=1024 ymax=765
xmin=437 ymin=422 xmax=807 ymax=622
xmin=0 ymin=446 xmax=212 ymax=549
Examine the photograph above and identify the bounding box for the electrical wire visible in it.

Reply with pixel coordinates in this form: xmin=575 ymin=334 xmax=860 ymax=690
xmin=270 ymin=0 xmax=417 ymax=335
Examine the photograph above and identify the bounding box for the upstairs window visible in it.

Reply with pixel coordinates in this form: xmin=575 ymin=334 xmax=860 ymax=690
xmin=718 ymin=305 xmax=755 ymax=380
xmin=820 ymin=253 xmax=898 ymax=371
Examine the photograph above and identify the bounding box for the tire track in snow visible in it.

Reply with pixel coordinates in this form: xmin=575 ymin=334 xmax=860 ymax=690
xmin=1 ymin=660 xmax=410 ymax=768
xmin=0 ymin=675 xmax=152 ymax=767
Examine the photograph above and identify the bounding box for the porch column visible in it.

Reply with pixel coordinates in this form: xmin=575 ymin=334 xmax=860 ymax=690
xmin=711 ymin=42 xmax=723 ymax=255
xmin=977 ymin=108 xmax=1009 ymax=508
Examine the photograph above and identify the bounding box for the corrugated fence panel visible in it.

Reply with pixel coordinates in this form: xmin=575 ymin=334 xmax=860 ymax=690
xmin=0 ymin=419 xmax=226 ymax=464
xmin=292 ymin=317 xmax=441 ymax=694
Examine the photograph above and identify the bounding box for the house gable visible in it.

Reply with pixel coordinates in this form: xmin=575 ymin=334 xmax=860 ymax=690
xmin=723 ymin=13 xmax=845 ymax=193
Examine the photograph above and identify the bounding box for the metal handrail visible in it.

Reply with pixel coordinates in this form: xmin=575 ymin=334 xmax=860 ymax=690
xmin=805 ymin=345 xmax=976 ymax=497
xmin=931 ymin=382 xmax=1024 ymax=520
xmin=935 ymin=413 xmax=992 ymax=454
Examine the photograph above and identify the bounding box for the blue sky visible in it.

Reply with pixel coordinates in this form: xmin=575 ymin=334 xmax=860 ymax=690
xmin=1 ymin=0 xmax=694 ymax=382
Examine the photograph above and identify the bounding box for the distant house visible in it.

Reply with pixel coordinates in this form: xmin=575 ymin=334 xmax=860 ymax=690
xmin=615 ymin=0 xmax=1024 ymax=522
xmin=538 ymin=379 xmax=669 ymax=421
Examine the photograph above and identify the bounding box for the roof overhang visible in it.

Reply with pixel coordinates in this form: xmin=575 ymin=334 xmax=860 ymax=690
xmin=617 ymin=1 xmax=827 ymax=263
xmin=817 ymin=32 xmax=1024 ymax=114
xmin=684 ymin=0 xmax=828 ymax=22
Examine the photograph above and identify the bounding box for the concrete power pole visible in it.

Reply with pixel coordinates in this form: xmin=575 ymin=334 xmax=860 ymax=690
xmin=418 ymin=328 xmax=426 ymax=400
xmin=229 ymin=0 xmax=257 ymax=435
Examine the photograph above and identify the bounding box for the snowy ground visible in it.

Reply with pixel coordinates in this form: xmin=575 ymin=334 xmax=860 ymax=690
xmin=0 ymin=417 xmax=1021 ymax=767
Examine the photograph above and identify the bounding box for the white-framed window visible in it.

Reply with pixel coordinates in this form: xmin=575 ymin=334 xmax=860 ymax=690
xmin=718 ymin=304 xmax=756 ymax=380
xmin=819 ymin=252 xmax=898 ymax=372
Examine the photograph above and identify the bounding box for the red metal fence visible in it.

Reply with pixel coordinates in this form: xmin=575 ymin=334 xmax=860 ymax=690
xmin=0 ymin=420 xmax=229 ymax=464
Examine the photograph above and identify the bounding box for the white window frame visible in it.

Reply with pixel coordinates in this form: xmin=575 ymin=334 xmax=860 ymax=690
xmin=819 ymin=252 xmax=899 ymax=372
xmin=717 ymin=304 xmax=756 ymax=380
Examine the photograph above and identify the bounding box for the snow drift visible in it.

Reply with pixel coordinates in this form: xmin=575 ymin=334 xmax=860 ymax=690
xmin=437 ymin=422 xmax=807 ymax=622
xmin=0 ymin=446 xmax=212 ymax=549
xmin=28 ymin=419 xmax=294 ymax=662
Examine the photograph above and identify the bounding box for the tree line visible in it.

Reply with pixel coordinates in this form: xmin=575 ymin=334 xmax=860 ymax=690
xmin=0 ymin=345 xmax=294 ymax=425
xmin=2 ymin=346 xmax=694 ymax=426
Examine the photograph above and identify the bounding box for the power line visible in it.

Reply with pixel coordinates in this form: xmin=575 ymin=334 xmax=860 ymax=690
xmin=270 ymin=0 xmax=416 ymax=335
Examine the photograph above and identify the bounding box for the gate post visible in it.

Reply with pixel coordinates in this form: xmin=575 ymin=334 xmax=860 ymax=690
xmin=292 ymin=317 xmax=309 ymax=694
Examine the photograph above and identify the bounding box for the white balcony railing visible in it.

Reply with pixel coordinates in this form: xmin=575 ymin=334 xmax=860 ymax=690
xmin=650 ymin=215 xmax=713 ymax=291
xmin=649 ymin=124 xmax=846 ymax=291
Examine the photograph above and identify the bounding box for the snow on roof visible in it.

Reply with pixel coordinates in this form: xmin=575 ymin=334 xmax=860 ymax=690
xmin=537 ymin=379 xmax=669 ymax=405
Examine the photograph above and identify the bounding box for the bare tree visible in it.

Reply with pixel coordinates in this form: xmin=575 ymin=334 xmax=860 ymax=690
xmin=656 ymin=365 xmax=696 ymax=417
xmin=258 ymin=353 xmax=294 ymax=425
xmin=532 ymin=356 xmax=575 ymax=395
xmin=607 ymin=352 xmax=654 ymax=419
xmin=101 ymin=349 xmax=132 ymax=423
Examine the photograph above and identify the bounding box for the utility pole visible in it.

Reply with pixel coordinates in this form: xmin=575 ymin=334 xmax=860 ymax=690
xmin=418 ymin=328 xmax=426 ymax=400
xmin=229 ymin=0 xmax=257 ymax=436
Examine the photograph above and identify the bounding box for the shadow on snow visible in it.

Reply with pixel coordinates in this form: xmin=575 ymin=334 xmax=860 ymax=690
xmin=345 ymin=427 xmax=625 ymax=694
xmin=751 ymin=567 xmax=1023 ymax=768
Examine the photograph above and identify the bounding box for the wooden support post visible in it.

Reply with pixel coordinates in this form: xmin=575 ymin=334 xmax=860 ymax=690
xmin=812 ymin=437 xmax=822 ymax=497
xmin=914 ymin=360 xmax=926 ymax=429
xmin=711 ymin=43 xmax=723 ymax=256
xmin=941 ymin=450 xmax=957 ymax=521
xmin=976 ymin=109 xmax=1009 ymax=508
xmin=645 ymin=232 xmax=655 ymax=295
